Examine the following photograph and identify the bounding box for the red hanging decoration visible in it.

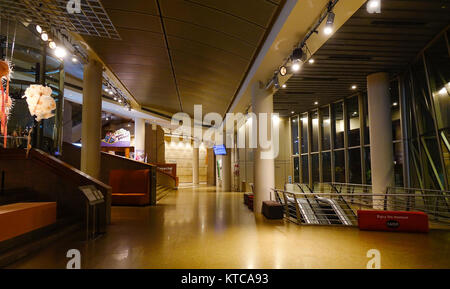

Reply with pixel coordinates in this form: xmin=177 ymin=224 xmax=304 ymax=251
xmin=0 ymin=60 xmax=11 ymax=148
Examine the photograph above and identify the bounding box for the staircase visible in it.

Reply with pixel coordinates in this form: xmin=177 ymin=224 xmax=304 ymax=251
xmin=156 ymin=184 xmax=173 ymax=202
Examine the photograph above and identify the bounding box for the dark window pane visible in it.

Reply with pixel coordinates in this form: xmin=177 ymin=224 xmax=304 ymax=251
xmin=312 ymin=154 xmax=319 ymax=183
xmin=322 ymin=152 xmax=331 ymax=182
xmin=334 ymin=150 xmax=345 ymax=183
xmin=365 ymin=148 xmax=372 ymax=185
xmin=391 ymin=80 xmax=402 ymax=141
xmin=346 ymin=96 xmax=360 ymax=147
xmin=333 ymin=102 xmax=344 ymax=149
xmin=424 ymin=35 xmax=450 ymax=131
xmin=348 ymin=148 xmax=362 ymax=184
xmin=301 ymin=155 xmax=309 ymax=184
xmin=291 ymin=117 xmax=299 ymax=155
xmin=321 ymin=107 xmax=331 ymax=150
xmin=393 ymin=142 xmax=404 ymax=187
xmin=293 ymin=156 xmax=300 ymax=183
xmin=301 ymin=113 xmax=309 ymax=153
xmin=311 ymin=111 xmax=319 ymax=152
xmin=364 ymin=93 xmax=370 ymax=145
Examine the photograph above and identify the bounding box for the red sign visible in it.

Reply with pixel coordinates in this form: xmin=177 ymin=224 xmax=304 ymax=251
xmin=358 ymin=210 xmax=429 ymax=233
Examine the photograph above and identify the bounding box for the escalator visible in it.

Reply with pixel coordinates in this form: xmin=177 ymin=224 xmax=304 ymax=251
xmin=280 ymin=183 xmax=355 ymax=226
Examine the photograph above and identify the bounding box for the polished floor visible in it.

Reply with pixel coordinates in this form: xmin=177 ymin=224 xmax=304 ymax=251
xmin=9 ymin=185 xmax=450 ymax=269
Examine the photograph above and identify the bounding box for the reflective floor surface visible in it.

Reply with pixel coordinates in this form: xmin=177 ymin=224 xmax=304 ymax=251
xmin=8 ymin=185 xmax=450 ymax=269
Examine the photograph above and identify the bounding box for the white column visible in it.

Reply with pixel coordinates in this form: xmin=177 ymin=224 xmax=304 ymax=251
xmin=134 ymin=118 xmax=145 ymax=161
xmin=81 ymin=58 xmax=103 ymax=179
xmin=367 ymin=72 xmax=394 ymax=209
xmin=252 ymin=81 xmax=275 ymax=213
xmin=193 ymin=147 xmax=199 ymax=184
xmin=221 ymin=150 xmax=231 ymax=191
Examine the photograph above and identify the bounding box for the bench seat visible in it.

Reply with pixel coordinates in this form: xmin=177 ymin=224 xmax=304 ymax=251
xmin=0 ymin=202 xmax=57 ymax=242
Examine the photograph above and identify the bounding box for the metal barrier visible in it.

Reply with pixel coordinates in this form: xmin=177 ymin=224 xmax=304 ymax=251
xmin=273 ymin=183 xmax=450 ymax=227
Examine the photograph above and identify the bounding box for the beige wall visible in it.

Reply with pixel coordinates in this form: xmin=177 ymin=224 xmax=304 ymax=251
xmin=165 ymin=137 xmax=207 ymax=183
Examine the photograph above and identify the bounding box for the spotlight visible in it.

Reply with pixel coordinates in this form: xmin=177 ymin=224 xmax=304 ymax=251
xmin=41 ymin=33 xmax=49 ymax=41
xmin=324 ymin=11 xmax=335 ymax=35
xmin=48 ymin=41 xmax=56 ymax=49
xmin=292 ymin=48 xmax=304 ymax=62
xmin=54 ymin=47 xmax=67 ymax=58
xmin=282 ymin=84 xmax=287 ymax=88
xmin=308 ymin=58 xmax=315 ymax=64
xmin=36 ymin=25 xmax=43 ymax=34
xmin=351 ymin=85 xmax=357 ymax=90
xmin=273 ymin=75 xmax=280 ymax=89
xmin=367 ymin=0 xmax=381 ymax=13
xmin=292 ymin=62 xmax=301 ymax=72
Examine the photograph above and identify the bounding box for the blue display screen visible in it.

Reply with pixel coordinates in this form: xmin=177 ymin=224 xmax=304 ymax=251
xmin=213 ymin=145 xmax=227 ymax=155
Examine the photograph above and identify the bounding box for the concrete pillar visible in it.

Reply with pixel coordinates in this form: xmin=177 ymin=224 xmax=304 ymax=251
xmin=62 ymin=100 xmax=72 ymax=144
xmin=367 ymin=72 xmax=394 ymax=209
xmin=134 ymin=118 xmax=145 ymax=161
xmin=252 ymin=81 xmax=275 ymax=213
xmin=193 ymin=147 xmax=199 ymax=184
xmin=221 ymin=150 xmax=231 ymax=191
xmin=80 ymin=58 xmax=103 ymax=179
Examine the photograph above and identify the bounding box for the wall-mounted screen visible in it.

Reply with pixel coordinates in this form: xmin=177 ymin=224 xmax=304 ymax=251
xmin=213 ymin=145 xmax=227 ymax=155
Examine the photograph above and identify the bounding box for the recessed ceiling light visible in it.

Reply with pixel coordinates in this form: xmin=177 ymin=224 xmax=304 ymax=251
xmin=314 ymin=101 xmax=319 ymax=105
xmin=291 ymin=111 xmax=295 ymax=114
xmin=48 ymin=41 xmax=56 ymax=49
xmin=282 ymin=84 xmax=287 ymax=88
xmin=41 ymin=33 xmax=48 ymax=41
xmin=351 ymin=85 xmax=357 ymax=90
xmin=292 ymin=62 xmax=301 ymax=72
xmin=72 ymin=57 xmax=78 ymax=63
xmin=308 ymin=58 xmax=315 ymax=64
xmin=109 ymin=91 xmax=113 ymax=95
xmin=393 ymin=102 xmax=398 ymax=106
xmin=36 ymin=25 xmax=42 ymax=34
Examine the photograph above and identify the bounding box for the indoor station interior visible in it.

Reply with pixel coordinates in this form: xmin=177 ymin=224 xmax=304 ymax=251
xmin=0 ymin=0 xmax=449 ymax=269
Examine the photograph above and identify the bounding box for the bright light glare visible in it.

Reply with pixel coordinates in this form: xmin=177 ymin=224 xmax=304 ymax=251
xmin=54 ymin=47 xmax=67 ymax=58
xmin=292 ymin=63 xmax=301 ymax=72
xmin=324 ymin=26 xmax=333 ymax=35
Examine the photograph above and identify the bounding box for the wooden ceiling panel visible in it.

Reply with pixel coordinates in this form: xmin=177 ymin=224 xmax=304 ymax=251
xmin=101 ymin=0 xmax=159 ymax=15
xmin=83 ymin=0 xmax=283 ymax=117
xmin=186 ymin=0 xmax=279 ymax=28
xmin=164 ymin=19 xmax=255 ymax=60
xmin=159 ymin=0 xmax=266 ymax=45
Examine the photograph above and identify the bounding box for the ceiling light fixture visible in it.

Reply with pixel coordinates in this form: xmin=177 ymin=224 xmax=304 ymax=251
xmin=291 ymin=111 xmax=295 ymax=114
xmin=292 ymin=62 xmax=301 ymax=72
xmin=72 ymin=57 xmax=78 ymax=63
xmin=282 ymin=84 xmax=287 ymax=88
xmin=351 ymin=85 xmax=357 ymax=90
xmin=367 ymin=0 xmax=381 ymax=14
xmin=324 ymin=10 xmax=335 ymax=35
xmin=41 ymin=33 xmax=49 ymax=41
xmin=393 ymin=102 xmax=398 ymax=106
xmin=308 ymin=58 xmax=315 ymax=64
xmin=314 ymin=101 xmax=319 ymax=105
xmin=48 ymin=41 xmax=56 ymax=50
xmin=36 ymin=25 xmax=42 ymax=34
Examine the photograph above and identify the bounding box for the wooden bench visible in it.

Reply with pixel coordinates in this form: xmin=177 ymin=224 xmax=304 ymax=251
xmin=0 ymin=202 xmax=57 ymax=242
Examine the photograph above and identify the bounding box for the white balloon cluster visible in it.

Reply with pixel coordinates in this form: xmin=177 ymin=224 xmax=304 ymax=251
xmin=22 ymin=85 xmax=56 ymax=121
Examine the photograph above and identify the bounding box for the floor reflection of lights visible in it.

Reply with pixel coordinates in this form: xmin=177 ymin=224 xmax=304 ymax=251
xmin=8 ymin=184 xmax=450 ymax=269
